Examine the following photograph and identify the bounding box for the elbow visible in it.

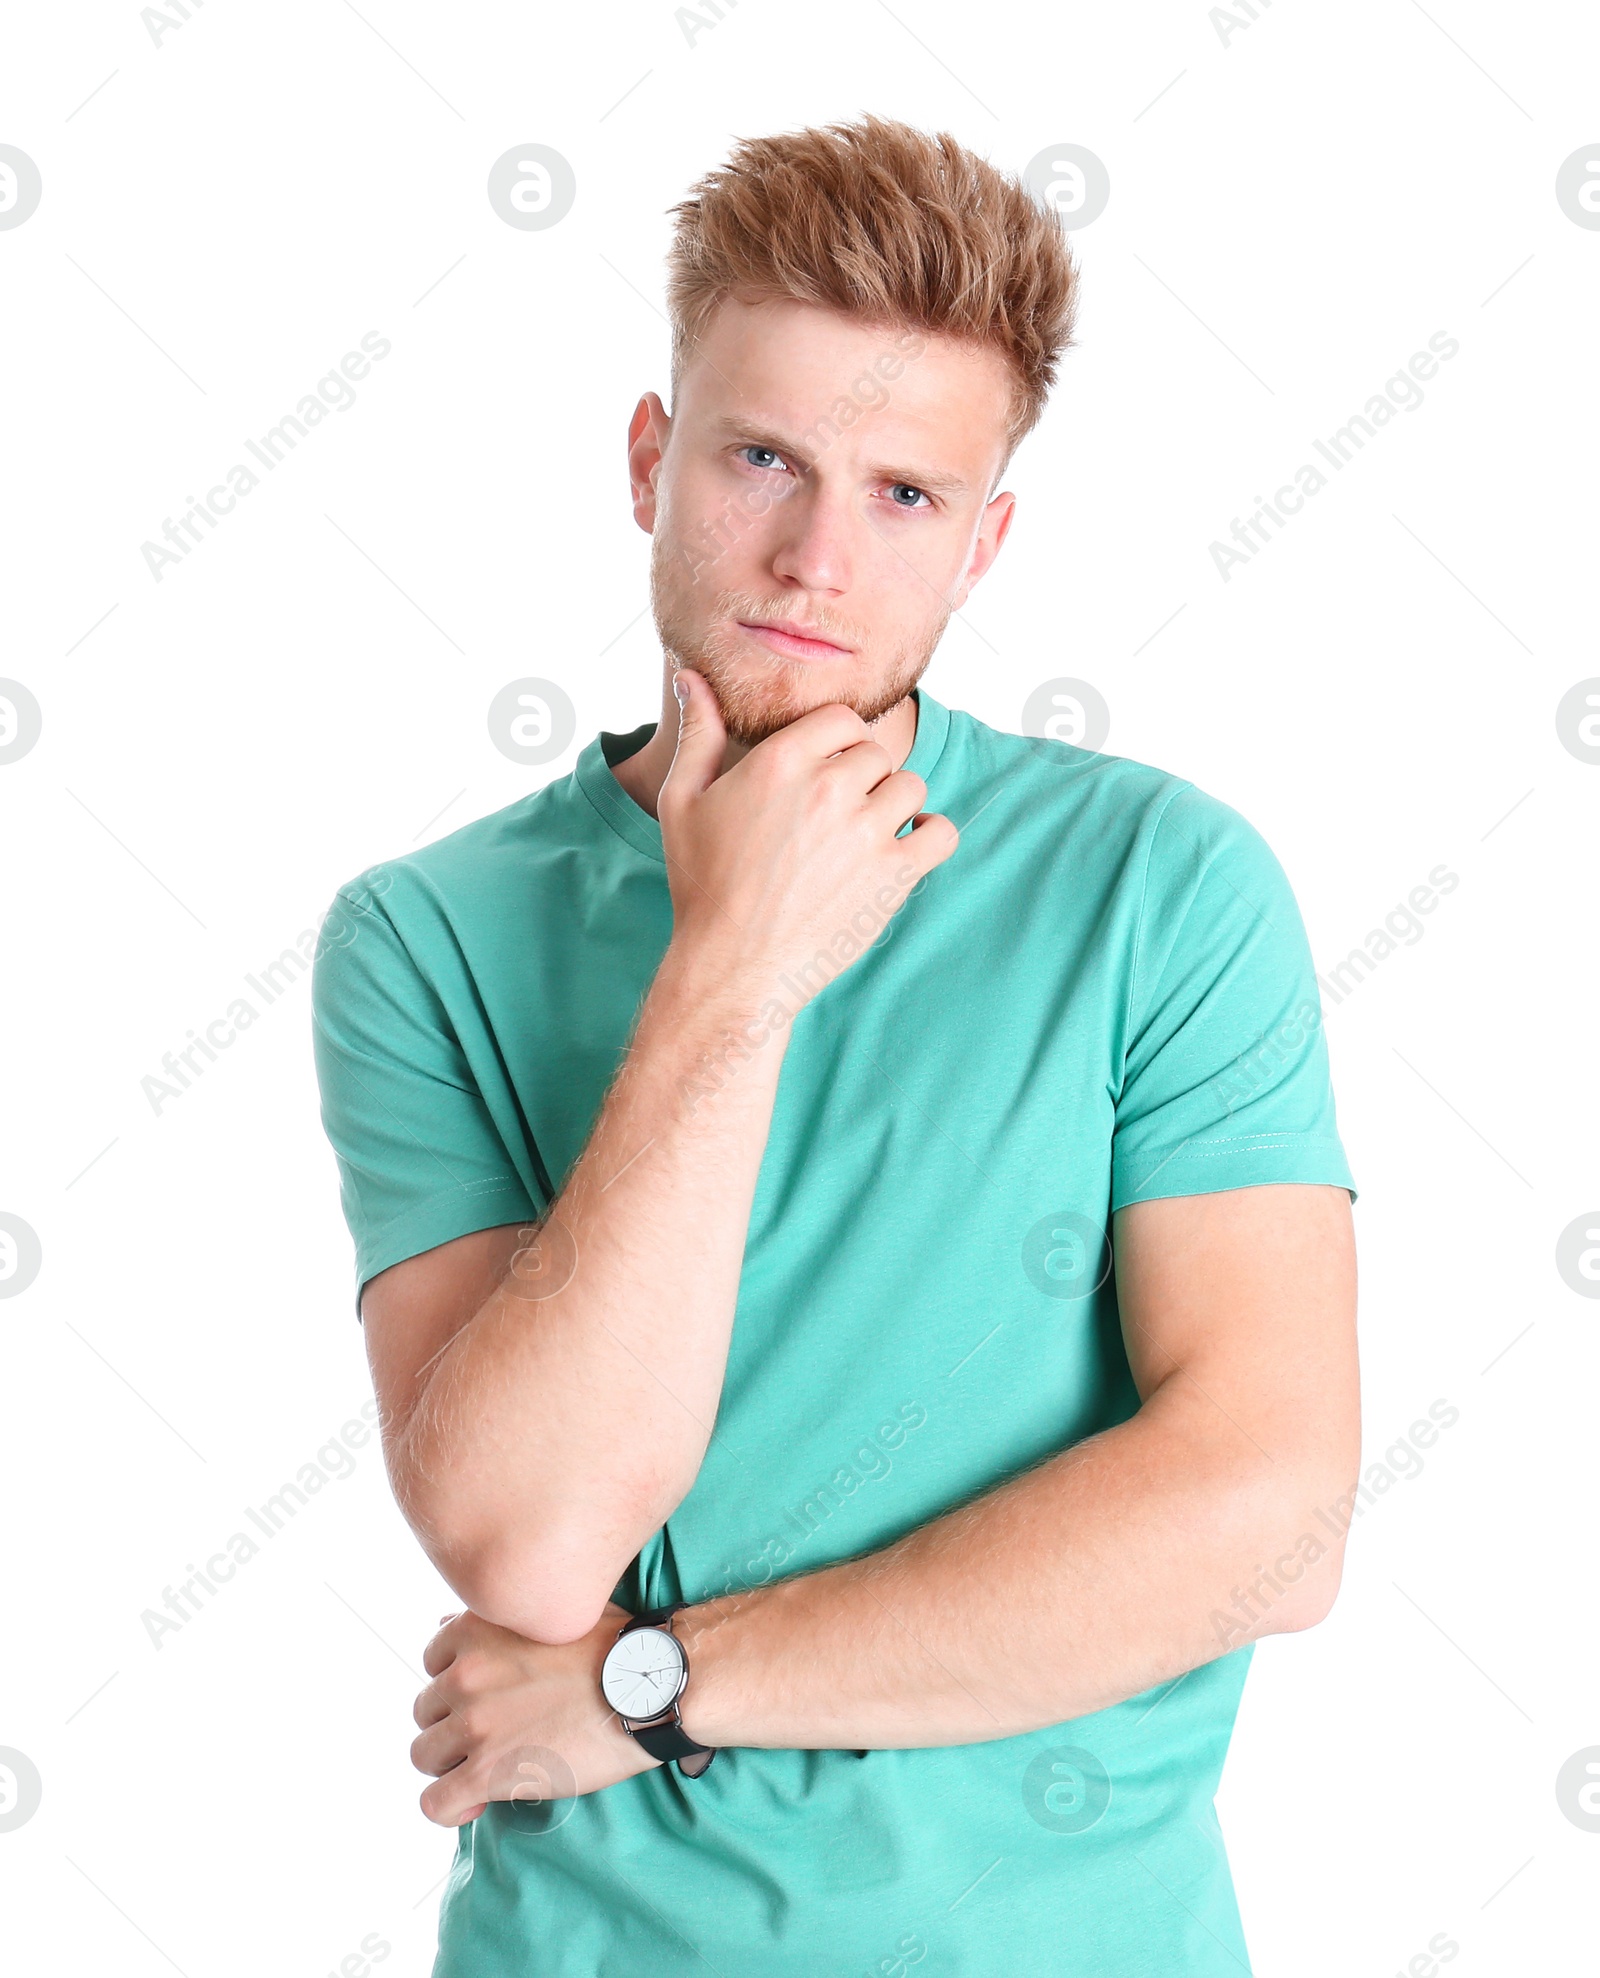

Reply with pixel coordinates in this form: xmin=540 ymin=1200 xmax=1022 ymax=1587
xmin=390 ymin=1439 xmax=665 ymax=1643
xmin=406 ymin=1489 xmax=635 ymax=1643
xmin=1277 ymin=1556 xmax=1344 ymax=1633
xmin=452 ymin=1536 xmax=619 ymax=1645
xmin=1232 ymin=1465 xmax=1354 ymax=1638
xmin=1281 ymin=1521 xmax=1351 ymax=1635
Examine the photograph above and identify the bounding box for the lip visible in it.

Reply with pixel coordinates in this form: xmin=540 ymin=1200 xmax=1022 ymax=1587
xmin=736 ymin=619 xmax=853 ymax=661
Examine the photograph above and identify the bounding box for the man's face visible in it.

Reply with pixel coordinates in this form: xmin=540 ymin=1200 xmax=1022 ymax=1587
xmin=630 ymin=296 xmax=1016 ymax=745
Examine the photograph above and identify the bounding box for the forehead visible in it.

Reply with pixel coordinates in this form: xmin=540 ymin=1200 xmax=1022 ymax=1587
xmin=673 ymin=294 xmax=1013 ymax=479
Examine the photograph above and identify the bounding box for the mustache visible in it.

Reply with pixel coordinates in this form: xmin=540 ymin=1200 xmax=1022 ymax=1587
xmin=718 ymin=593 xmax=859 ymax=646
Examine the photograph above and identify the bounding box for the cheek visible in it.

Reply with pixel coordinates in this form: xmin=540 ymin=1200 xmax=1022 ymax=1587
xmin=653 ymin=466 xmax=709 ymax=539
xmin=865 ymin=524 xmax=964 ymax=620
xmin=875 ymin=504 xmax=962 ymax=575
xmin=670 ymin=468 xmax=785 ymax=562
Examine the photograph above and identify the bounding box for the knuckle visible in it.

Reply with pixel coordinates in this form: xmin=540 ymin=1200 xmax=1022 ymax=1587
xmin=804 ymin=773 xmax=841 ymax=817
xmin=757 ymin=734 xmax=800 ymax=777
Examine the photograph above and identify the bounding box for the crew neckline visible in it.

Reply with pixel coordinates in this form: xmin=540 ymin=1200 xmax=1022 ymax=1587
xmin=573 ymin=687 xmax=952 ymax=866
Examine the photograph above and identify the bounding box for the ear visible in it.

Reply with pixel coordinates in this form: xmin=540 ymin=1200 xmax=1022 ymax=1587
xmin=950 ymin=487 xmax=1016 ymax=611
xmin=628 ymin=393 xmax=671 ymax=535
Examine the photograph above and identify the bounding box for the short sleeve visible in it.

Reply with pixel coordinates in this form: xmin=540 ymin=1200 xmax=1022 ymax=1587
xmin=1111 ymin=784 xmax=1356 ymax=1210
xmin=310 ymin=884 xmax=541 ymax=1316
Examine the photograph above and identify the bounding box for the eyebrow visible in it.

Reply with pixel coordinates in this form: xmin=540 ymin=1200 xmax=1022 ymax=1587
xmin=704 ymin=414 xmax=973 ymax=499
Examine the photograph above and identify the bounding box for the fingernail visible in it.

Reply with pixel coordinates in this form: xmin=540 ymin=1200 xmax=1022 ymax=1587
xmin=672 ymin=671 xmax=688 ymax=707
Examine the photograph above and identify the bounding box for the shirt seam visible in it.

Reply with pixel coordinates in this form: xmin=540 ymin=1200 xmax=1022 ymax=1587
xmin=358 ymin=1174 xmax=535 ymax=1252
xmin=573 ymin=750 xmax=665 ymax=865
xmin=1119 ymin=780 xmax=1198 ymax=1095
xmin=1120 ymin=1128 xmax=1344 ymax=1155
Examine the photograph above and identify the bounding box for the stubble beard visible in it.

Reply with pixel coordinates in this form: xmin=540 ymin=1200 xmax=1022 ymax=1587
xmin=649 ymin=531 xmax=946 ymax=747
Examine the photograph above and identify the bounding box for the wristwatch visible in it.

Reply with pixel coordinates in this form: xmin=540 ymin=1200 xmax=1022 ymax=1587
xmin=599 ymin=1603 xmax=717 ymax=1778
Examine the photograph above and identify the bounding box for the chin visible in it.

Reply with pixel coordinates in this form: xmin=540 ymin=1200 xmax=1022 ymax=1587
xmin=706 ymin=667 xmax=836 ymax=747
xmin=652 ymin=587 xmax=933 ymax=745
xmin=700 ymin=654 xmax=906 ymax=746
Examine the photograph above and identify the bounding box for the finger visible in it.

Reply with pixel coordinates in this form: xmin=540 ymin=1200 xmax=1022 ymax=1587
xmin=862 ymin=766 xmax=928 ymax=827
xmin=897 ymin=810 xmax=960 ymax=878
xmin=662 ymin=667 xmax=727 ymax=800
xmin=765 ymin=699 xmax=875 ymax=763
xmin=423 ymin=1615 xmax=466 ymax=1679
xmin=411 ymin=1717 xmax=470 ymax=1779
xmin=421 ymin=1775 xmax=487 ymax=1829
xmin=413 ymin=1683 xmax=452 ymax=1731
xmin=419 ymin=1747 xmax=495 ymax=1829
xmin=823 ymin=735 xmax=898 ymax=796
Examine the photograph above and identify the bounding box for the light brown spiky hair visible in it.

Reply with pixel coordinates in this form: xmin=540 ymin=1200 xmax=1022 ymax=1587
xmin=664 ymin=113 xmax=1080 ymax=469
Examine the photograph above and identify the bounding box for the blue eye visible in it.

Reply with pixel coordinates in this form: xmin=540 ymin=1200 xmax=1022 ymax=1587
xmin=741 ymin=446 xmax=783 ymax=470
xmin=889 ymin=483 xmax=929 ymax=508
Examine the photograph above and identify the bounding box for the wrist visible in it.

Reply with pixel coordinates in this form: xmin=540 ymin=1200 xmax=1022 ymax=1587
xmin=646 ymin=942 xmax=797 ymax=1091
xmin=671 ymin=1586 xmax=773 ymax=1751
xmin=588 ymin=1606 xmax=661 ymax=1770
xmin=655 ymin=933 xmax=793 ymax=1026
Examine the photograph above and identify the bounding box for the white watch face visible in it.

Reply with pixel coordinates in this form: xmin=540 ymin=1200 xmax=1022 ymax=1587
xmin=601 ymin=1625 xmax=686 ymax=1720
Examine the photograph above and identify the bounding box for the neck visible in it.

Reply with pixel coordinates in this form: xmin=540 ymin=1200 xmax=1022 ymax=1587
xmin=609 ymin=677 xmax=921 ymax=820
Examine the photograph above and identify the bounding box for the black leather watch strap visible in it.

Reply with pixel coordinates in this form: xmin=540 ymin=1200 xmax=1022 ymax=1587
xmin=630 ymin=1718 xmax=713 ymax=1766
xmin=630 ymin=1603 xmax=688 ymax=1630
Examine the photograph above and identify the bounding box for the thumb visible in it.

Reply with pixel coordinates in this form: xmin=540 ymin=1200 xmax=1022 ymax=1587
xmin=664 ymin=667 xmax=726 ymax=799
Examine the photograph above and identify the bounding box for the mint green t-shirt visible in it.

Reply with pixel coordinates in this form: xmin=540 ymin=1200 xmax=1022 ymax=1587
xmin=311 ymin=688 xmax=1354 ymax=1977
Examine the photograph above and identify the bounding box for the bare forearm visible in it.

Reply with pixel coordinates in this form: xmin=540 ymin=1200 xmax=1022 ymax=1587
xmin=676 ymin=1386 xmax=1354 ymax=1749
xmin=398 ymin=938 xmax=787 ymax=1637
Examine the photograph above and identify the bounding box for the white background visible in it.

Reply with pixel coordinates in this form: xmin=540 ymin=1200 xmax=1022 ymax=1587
xmin=2 ymin=2 xmax=1597 ymax=1973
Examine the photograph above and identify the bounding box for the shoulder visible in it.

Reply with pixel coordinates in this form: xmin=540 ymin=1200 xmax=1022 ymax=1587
xmin=322 ymin=770 xmax=586 ymax=935
xmin=940 ymin=703 xmax=1302 ymax=941
xmin=942 ymin=702 xmax=1268 ymax=867
xmin=310 ymin=772 xmax=589 ymax=1021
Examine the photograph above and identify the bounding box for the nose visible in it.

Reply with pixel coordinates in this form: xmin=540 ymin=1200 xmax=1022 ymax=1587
xmin=766 ymin=481 xmax=855 ymax=597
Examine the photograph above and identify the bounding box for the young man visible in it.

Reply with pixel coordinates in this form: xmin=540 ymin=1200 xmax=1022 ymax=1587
xmin=312 ymin=114 xmax=1359 ymax=1976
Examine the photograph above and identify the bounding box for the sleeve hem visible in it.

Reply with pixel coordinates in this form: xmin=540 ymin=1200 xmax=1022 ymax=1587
xmin=350 ymin=1176 xmax=541 ymax=1320
xmin=1112 ymin=1131 xmax=1357 ymax=1212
